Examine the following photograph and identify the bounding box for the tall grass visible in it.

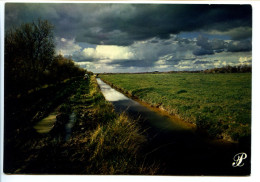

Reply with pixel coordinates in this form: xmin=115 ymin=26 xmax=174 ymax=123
xmin=85 ymin=113 xmax=150 ymax=174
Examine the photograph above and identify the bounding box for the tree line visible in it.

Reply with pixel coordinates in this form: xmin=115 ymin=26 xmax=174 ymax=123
xmin=203 ymin=65 xmax=252 ymax=73
xmin=5 ymin=19 xmax=86 ymax=96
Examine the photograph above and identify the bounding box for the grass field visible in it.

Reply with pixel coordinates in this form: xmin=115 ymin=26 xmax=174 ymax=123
xmin=99 ymin=73 xmax=251 ymax=141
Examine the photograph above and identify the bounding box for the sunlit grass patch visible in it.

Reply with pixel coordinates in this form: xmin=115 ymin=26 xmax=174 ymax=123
xmin=33 ymin=111 xmax=57 ymax=134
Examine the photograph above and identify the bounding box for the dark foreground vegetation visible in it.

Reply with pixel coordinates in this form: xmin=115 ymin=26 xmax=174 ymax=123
xmin=5 ymin=19 xmax=86 ymax=97
xmin=5 ymin=76 xmax=158 ymax=174
xmin=4 ymin=19 xmax=158 ymax=174
xmin=99 ymin=72 xmax=251 ymax=142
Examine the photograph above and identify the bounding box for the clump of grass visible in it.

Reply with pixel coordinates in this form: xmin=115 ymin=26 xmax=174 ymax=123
xmin=65 ymin=114 xmax=157 ymax=174
xmin=82 ymin=113 xmax=157 ymax=174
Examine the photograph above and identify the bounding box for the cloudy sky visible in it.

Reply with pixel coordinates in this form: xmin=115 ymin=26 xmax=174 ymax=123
xmin=5 ymin=3 xmax=252 ymax=73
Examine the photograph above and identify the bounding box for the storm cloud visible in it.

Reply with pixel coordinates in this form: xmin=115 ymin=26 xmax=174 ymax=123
xmin=5 ymin=3 xmax=252 ymax=73
xmin=5 ymin=4 xmax=252 ymax=46
xmin=227 ymin=40 xmax=252 ymax=52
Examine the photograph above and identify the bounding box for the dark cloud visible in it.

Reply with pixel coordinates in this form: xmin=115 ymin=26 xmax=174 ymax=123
xmin=196 ymin=35 xmax=212 ymax=49
xmin=193 ymin=35 xmax=251 ymax=56
xmin=210 ymin=39 xmax=226 ymax=50
xmin=72 ymin=55 xmax=97 ymax=63
xmin=151 ymin=40 xmax=159 ymax=44
xmin=193 ymin=36 xmax=215 ymax=56
xmin=193 ymin=48 xmax=214 ymax=56
xmin=107 ymin=59 xmax=152 ymax=68
xmin=179 ymin=38 xmax=191 ymax=44
xmin=195 ymin=35 xmax=227 ymax=55
xmin=214 ymin=49 xmax=225 ymax=53
xmin=71 ymin=51 xmax=97 ymax=63
xmin=227 ymin=40 xmax=252 ymax=52
xmin=5 ymin=3 xmax=252 ymax=72
xmin=194 ymin=60 xmax=211 ymax=64
xmin=5 ymin=3 xmax=252 ymax=46
xmin=224 ymin=27 xmax=252 ymax=40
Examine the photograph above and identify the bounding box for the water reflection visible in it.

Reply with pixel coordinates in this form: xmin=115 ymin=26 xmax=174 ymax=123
xmin=96 ymin=78 xmax=129 ymax=101
xmin=65 ymin=112 xmax=76 ymax=141
xmin=96 ymin=78 xmax=189 ymax=131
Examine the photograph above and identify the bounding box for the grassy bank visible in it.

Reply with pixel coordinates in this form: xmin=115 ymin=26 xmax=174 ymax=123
xmin=99 ymin=73 xmax=251 ymax=142
xmin=4 ymin=76 xmax=158 ymax=174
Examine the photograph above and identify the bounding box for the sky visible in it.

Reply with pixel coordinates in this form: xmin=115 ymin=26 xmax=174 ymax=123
xmin=5 ymin=3 xmax=252 ymax=73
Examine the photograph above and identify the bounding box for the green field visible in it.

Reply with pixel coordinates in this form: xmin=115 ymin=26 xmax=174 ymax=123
xmin=99 ymin=73 xmax=251 ymax=141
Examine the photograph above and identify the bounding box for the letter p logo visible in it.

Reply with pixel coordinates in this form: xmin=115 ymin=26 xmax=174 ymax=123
xmin=232 ymin=152 xmax=247 ymax=167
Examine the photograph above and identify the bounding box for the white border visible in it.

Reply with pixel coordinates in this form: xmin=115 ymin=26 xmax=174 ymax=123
xmin=1 ymin=1 xmax=260 ymax=182
xmin=1 ymin=1 xmax=5 ymax=182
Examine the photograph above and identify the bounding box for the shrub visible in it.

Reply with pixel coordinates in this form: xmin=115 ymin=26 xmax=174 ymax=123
xmin=5 ymin=19 xmax=86 ymax=96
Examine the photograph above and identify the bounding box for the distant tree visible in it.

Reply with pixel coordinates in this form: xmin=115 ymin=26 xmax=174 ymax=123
xmin=5 ymin=19 xmax=55 ymax=93
xmin=203 ymin=65 xmax=252 ymax=74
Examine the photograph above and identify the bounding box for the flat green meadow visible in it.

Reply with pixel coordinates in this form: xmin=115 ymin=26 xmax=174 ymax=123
xmin=100 ymin=73 xmax=251 ymax=141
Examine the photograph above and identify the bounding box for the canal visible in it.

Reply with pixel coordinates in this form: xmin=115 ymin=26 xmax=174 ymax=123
xmin=96 ymin=78 xmax=251 ymax=176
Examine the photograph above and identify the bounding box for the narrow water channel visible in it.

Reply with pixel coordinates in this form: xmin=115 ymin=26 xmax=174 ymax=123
xmin=34 ymin=109 xmax=76 ymax=142
xmin=65 ymin=112 xmax=76 ymax=141
xmin=96 ymin=78 xmax=251 ymax=176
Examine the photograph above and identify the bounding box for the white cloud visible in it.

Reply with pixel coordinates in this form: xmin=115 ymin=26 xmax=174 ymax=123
xmin=213 ymin=60 xmax=221 ymax=67
xmin=155 ymin=65 xmax=169 ymax=69
xmin=96 ymin=45 xmax=134 ymax=60
xmin=56 ymin=37 xmax=81 ymax=56
xmin=239 ymin=56 xmax=252 ymax=64
xmin=82 ymin=48 xmax=96 ymax=58
xmin=80 ymin=45 xmax=134 ymax=60
xmin=71 ymin=35 xmax=251 ymax=73
xmin=155 ymin=59 xmax=167 ymax=65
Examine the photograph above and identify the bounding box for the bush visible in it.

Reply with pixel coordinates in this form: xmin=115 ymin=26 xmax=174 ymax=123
xmin=5 ymin=19 xmax=86 ymax=96
xmin=5 ymin=19 xmax=55 ymax=93
xmin=47 ymin=55 xmax=85 ymax=83
xmin=204 ymin=65 xmax=252 ymax=74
